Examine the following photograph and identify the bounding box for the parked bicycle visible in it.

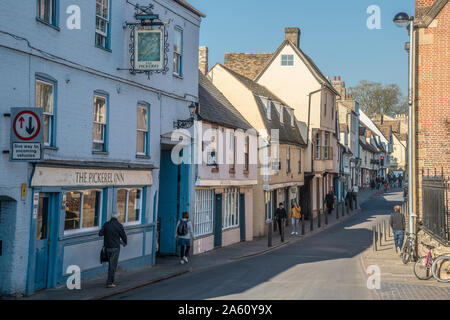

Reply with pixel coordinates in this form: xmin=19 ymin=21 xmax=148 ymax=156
xmin=414 ymin=242 xmax=450 ymax=283
xmin=401 ymin=231 xmax=415 ymax=264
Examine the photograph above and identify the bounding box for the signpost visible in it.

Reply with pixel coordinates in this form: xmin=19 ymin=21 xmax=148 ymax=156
xmin=10 ymin=107 xmax=43 ymax=161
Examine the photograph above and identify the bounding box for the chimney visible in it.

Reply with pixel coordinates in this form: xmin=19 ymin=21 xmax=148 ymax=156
xmin=199 ymin=46 xmax=209 ymax=75
xmin=285 ymin=27 xmax=300 ymax=48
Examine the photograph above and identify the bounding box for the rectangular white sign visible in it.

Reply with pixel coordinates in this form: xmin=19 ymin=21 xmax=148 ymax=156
xmin=31 ymin=166 xmax=153 ymax=187
xmin=12 ymin=143 xmax=41 ymax=160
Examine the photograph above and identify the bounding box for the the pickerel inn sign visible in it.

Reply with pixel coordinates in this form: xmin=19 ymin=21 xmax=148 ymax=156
xmin=119 ymin=4 xmax=170 ymax=78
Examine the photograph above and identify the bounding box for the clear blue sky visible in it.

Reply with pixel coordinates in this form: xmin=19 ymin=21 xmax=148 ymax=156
xmin=188 ymin=0 xmax=415 ymax=95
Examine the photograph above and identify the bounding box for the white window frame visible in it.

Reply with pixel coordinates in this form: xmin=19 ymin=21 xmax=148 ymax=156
xmin=193 ymin=189 xmax=214 ymax=237
xmin=222 ymin=187 xmax=239 ymax=230
xmin=93 ymin=94 xmax=107 ymax=152
xmin=64 ymin=189 xmax=103 ymax=235
xmin=35 ymin=79 xmax=54 ymax=146
xmin=281 ymin=54 xmax=294 ymax=66
xmin=137 ymin=104 xmax=149 ymax=156
xmin=95 ymin=0 xmax=110 ymax=49
xmin=116 ymin=188 xmax=143 ymax=226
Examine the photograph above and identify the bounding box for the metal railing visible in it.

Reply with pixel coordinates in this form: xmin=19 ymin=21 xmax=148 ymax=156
xmin=421 ymin=169 xmax=449 ymax=243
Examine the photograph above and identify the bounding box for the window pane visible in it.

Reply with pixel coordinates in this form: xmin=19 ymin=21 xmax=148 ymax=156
xmin=137 ymin=131 xmax=145 ymax=154
xmin=36 ymin=81 xmax=53 ymax=114
xmin=43 ymin=114 xmax=51 ymax=145
xmin=82 ymin=190 xmax=101 ymax=228
xmin=127 ymin=189 xmax=141 ymax=223
xmin=93 ymin=142 xmax=104 ymax=152
xmin=93 ymin=123 xmax=104 ymax=142
xmin=65 ymin=192 xmax=82 ymax=230
xmin=116 ymin=189 xmax=127 ymax=223
xmin=137 ymin=106 xmax=148 ymax=130
xmin=94 ymin=96 xmax=106 ymax=123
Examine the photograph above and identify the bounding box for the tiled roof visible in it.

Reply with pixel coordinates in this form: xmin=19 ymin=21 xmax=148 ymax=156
xmin=173 ymin=0 xmax=206 ymax=17
xmin=224 ymin=53 xmax=273 ymax=80
xmin=198 ymin=72 xmax=252 ymax=130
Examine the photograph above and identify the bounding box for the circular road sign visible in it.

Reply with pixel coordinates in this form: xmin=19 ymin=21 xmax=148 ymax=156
xmin=13 ymin=110 xmax=41 ymax=141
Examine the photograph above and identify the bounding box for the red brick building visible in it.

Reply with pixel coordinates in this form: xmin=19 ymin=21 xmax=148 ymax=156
xmin=413 ymin=0 xmax=450 ymax=254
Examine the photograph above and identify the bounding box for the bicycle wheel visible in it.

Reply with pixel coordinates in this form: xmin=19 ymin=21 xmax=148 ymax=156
xmin=414 ymin=256 xmax=433 ymax=280
xmin=432 ymin=256 xmax=450 ymax=283
xmin=402 ymin=244 xmax=411 ymax=264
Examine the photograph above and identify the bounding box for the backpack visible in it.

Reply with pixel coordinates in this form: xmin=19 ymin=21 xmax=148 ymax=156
xmin=177 ymin=220 xmax=188 ymax=236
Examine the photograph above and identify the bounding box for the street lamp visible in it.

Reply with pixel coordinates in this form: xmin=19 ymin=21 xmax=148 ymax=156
xmin=173 ymin=102 xmax=198 ymax=129
xmin=393 ymin=12 xmax=415 ymax=238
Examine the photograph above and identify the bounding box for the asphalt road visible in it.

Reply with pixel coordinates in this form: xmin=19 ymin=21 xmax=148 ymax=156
xmin=109 ymin=190 xmax=404 ymax=300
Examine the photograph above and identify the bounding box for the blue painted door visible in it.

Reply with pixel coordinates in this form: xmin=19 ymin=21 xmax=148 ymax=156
xmin=214 ymin=193 xmax=222 ymax=247
xmin=158 ymin=150 xmax=179 ymax=255
xmin=34 ymin=194 xmax=50 ymax=290
xmin=239 ymin=193 xmax=246 ymax=241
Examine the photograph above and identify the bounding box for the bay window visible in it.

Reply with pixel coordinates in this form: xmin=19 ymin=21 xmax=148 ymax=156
xmin=116 ymin=189 xmax=143 ymax=224
xmin=64 ymin=190 xmax=102 ymax=232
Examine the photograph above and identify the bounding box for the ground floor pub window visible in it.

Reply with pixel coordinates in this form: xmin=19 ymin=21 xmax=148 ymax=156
xmin=193 ymin=189 xmax=214 ymax=237
xmin=116 ymin=188 xmax=142 ymax=225
xmin=222 ymin=188 xmax=239 ymax=229
xmin=65 ymin=190 xmax=102 ymax=233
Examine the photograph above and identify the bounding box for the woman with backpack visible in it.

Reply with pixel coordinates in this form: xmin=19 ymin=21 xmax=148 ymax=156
xmin=175 ymin=211 xmax=194 ymax=264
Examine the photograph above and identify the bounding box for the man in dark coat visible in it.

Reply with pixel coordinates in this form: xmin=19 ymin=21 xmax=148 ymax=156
xmin=324 ymin=190 xmax=335 ymax=215
xmin=274 ymin=202 xmax=287 ymax=242
xmin=390 ymin=205 xmax=406 ymax=254
xmin=99 ymin=211 xmax=127 ymax=288
xmin=345 ymin=189 xmax=353 ymax=210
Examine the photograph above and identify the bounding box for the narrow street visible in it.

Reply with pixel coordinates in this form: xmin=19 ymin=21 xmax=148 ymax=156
xmin=109 ymin=190 xmax=406 ymax=300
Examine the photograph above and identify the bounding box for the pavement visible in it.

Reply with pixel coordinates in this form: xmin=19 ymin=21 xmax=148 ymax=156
xmin=23 ymin=187 xmax=396 ymax=300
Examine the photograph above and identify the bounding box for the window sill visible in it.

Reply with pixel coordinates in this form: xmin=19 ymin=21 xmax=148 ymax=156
xmin=36 ymin=18 xmax=60 ymax=31
xmin=95 ymin=45 xmax=112 ymax=53
xmin=92 ymin=151 xmax=109 ymax=155
xmin=136 ymin=154 xmax=151 ymax=160
xmin=173 ymin=73 xmax=183 ymax=79
xmin=44 ymin=146 xmax=58 ymax=151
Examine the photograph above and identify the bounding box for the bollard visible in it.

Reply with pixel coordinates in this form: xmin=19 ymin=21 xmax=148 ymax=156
xmin=310 ymin=211 xmax=314 ymax=232
xmin=336 ymin=202 xmax=339 ymax=220
xmin=373 ymin=226 xmax=377 ymax=252
xmin=325 ymin=208 xmax=328 ymax=225
xmin=378 ymin=223 xmax=382 ymax=247
xmin=318 ymin=209 xmax=321 ymax=228
xmin=268 ymin=221 xmax=273 ymax=247
xmin=301 ymin=211 xmax=305 ymax=235
xmin=384 ymin=220 xmax=387 ymax=242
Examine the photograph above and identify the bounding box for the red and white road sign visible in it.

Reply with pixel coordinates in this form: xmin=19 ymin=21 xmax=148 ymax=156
xmin=13 ymin=110 xmax=41 ymax=141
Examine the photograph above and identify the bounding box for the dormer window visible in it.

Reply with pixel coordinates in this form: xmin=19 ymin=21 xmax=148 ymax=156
xmin=274 ymin=103 xmax=283 ymax=123
xmin=281 ymin=54 xmax=294 ymax=66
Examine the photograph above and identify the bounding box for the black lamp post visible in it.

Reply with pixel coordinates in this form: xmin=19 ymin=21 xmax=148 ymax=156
xmin=173 ymin=102 xmax=198 ymax=129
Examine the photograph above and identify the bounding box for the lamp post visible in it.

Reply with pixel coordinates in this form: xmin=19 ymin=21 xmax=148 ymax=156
xmin=173 ymin=102 xmax=198 ymax=129
xmin=393 ymin=12 xmax=415 ymax=237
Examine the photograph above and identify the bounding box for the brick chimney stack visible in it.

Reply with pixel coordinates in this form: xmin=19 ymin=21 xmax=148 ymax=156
xmin=285 ymin=27 xmax=301 ymax=48
xmin=332 ymin=75 xmax=346 ymax=99
xmin=199 ymin=46 xmax=209 ymax=75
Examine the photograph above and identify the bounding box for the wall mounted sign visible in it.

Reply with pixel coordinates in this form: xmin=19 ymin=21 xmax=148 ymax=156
xmin=135 ymin=29 xmax=163 ymax=71
xmin=10 ymin=107 xmax=43 ymax=161
xmin=31 ymin=166 xmax=153 ymax=187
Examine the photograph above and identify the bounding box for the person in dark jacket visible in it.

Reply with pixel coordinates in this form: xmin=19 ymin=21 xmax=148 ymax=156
xmin=324 ymin=190 xmax=335 ymax=215
xmin=345 ymin=189 xmax=353 ymax=210
xmin=389 ymin=205 xmax=405 ymax=254
xmin=274 ymin=203 xmax=287 ymax=242
xmin=99 ymin=211 xmax=127 ymax=288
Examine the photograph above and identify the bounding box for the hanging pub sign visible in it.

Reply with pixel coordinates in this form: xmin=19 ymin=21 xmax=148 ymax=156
xmin=135 ymin=29 xmax=164 ymax=71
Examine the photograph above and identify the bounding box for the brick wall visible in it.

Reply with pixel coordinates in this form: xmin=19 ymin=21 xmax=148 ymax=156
xmin=414 ymin=1 xmax=450 ymax=249
xmin=224 ymin=53 xmax=273 ymax=80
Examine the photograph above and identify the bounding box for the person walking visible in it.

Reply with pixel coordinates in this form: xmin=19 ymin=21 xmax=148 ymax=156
xmin=175 ymin=211 xmax=194 ymax=264
xmin=345 ymin=189 xmax=353 ymax=210
xmin=99 ymin=210 xmax=127 ymax=288
xmin=275 ymin=202 xmax=287 ymax=242
xmin=324 ymin=190 xmax=335 ymax=215
xmin=390 ymin=205 xmax=406 ymax=255
xmin=290 ymin=202 xmax=301 ymax=235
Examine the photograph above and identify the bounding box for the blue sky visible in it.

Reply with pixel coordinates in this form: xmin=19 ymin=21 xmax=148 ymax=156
xmin=188 ymin=0 xmax=415 ymax=95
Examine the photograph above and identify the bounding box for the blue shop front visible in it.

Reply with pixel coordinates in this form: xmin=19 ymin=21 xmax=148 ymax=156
xmin=26 ymin=162 xmax=157 ymax=295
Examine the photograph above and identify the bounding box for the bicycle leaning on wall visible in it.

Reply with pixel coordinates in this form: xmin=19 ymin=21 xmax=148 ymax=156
xmin=413 ymin=242 xmax=450 ymax=283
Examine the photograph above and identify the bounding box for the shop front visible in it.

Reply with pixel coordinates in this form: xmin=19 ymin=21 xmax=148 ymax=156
xmin=26 ymin=163 xmax=156 ymax=295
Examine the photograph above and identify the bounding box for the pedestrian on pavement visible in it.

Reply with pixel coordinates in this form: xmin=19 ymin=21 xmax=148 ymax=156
xmin=390 ymin=205 xmax=406 ymax=255
xmin=175 ymin=211 xmax=195 ymax=264
xmin=290 ymin=202 xmax=301 ymax=235
xmin=345 ymin=189 xmax=353 ymax=210
xmin=398 ymin=176 xmax=403 ymax=188
xmin=324 ymin=190 xmax=334 ymax=215
xmin=275 ymin=202 xmax=287 ymax=242
xmin=403 ymin=187 xmax=408 ymax=202
xmin=99 ymin=210 xmax=128 ymax=288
